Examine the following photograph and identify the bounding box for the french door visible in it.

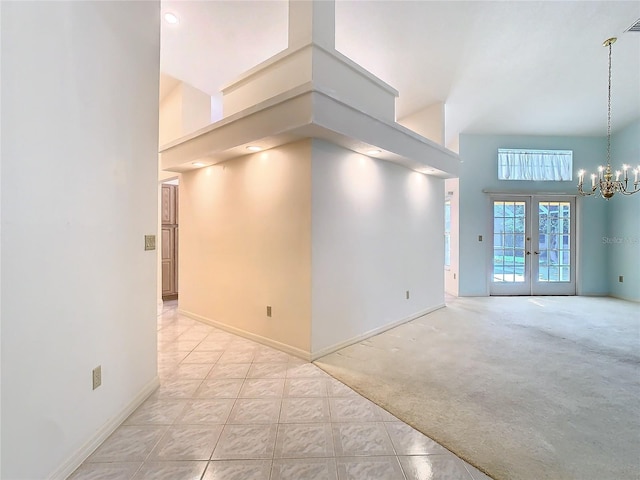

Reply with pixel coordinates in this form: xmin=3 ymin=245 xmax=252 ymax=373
xmin=490 ymin=195 xmax=576 ymax=296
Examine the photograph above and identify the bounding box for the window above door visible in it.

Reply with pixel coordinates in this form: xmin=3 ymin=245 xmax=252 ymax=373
xmin=497 ymin=149 xmax=573 ymax=181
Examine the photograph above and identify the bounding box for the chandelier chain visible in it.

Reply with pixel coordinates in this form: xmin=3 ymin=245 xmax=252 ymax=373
xmin=607 ymin=40 xmax=612 ymax=167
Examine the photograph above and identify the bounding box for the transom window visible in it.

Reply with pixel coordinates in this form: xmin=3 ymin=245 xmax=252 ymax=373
xmin=498 ymin=149 xmax=573 ymax=181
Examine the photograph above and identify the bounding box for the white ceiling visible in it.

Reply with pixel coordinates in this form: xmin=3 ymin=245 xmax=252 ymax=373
xmin=160 ymin=1 xmax=640 ymax=148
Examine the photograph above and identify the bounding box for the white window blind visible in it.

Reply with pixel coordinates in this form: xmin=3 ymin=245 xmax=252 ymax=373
xmin=498 ymin=149 xmax=573 ymax=181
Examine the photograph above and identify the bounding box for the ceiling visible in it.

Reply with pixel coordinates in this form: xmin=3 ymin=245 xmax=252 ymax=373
xmin=160 ymin=1 xmax=640 ymax=149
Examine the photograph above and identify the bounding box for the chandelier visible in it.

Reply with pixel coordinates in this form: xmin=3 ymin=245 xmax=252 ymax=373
xmin=577 ymin=37 xmax=640 ymax=199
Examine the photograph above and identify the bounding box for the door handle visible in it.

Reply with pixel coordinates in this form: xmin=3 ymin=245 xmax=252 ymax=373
xmin=526 ymin=251 xmax=531 ymax=255
xmin=534 ymin=251 xmax=540 ymax=255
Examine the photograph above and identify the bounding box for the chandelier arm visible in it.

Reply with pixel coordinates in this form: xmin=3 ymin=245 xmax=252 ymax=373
xmin=619 ymin=184 xmax=640 ymax=195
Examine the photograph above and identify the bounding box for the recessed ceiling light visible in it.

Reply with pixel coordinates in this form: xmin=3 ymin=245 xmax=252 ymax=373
xmin=246 ymin=146 xmax=262 ymax=152
xmin=192 ymin=161 xmax=206 ymax=168
xmin=367 ymin=149 xmax=382 ymax=155
xmin=164 ymin=12 xmax=179 ymax=25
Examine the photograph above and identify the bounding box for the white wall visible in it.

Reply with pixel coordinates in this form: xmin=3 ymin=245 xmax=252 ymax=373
xmin=310 ymin=140 xmax=445 ymax=355
xmin=397 ymin=102 xmax=445 ymax=146
xmin=180 ymin=83 xmax=211 ymax=137
xmin=159 ymin=82 xmax=211 ymax=146
xmin=179 ymin=141 xmax=312 ymax=356
xmin=158 ymin=84 xmax=183 ymax=146
xmin=1 ymin=3 xmax=160 ymax=478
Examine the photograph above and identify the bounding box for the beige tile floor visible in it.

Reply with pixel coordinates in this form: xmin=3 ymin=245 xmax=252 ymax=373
xmin=69 ymin=302 xmax=491 ymax=480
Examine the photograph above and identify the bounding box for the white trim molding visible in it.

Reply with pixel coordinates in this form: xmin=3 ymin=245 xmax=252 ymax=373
xmin=179 ymin=305 xmax=447 ymax=364
xmin=49 ymin=376 xmax=160 ymax=480
xmin=310 ymin=304 xmax=446 ymax=361
xmin=179 ymin=309 xmax=312 ymax=362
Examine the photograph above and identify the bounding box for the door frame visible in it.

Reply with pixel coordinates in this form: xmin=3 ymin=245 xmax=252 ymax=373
xmin=489 ymin=193 xmax=577 ymax=296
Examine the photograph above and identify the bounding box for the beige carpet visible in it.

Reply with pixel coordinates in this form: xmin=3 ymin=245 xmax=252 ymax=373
xmin=315 ymin=296 xmax=640 ymax=480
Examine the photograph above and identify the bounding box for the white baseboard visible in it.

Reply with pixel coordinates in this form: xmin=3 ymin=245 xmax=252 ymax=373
xmin=310 ymin=304 xmax=446 ymax=361
xmin=179 ymin=309 xmax=312 ymax=361
xmin=179 ymin=304 xmax=446 ymax=364
xmin=608 ymin=293 xmax=640 ymax=303
xmin=49 ymin=376 xmax=160 ymax=480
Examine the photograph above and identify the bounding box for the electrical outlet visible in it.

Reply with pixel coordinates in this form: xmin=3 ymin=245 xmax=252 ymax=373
xmin=266 ymin=306 xmax=272 ymax=317
xmin=619 ymin=275 xmax=624 ymax=283
xmin=92 ymin=366 xmax=102 ymax=390
xmin=406 ymin=290 xmax=410 ymax=300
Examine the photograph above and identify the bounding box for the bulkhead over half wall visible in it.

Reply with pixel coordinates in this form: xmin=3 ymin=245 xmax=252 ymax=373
xmin=177 ymin=138 xmax=448 ymax=359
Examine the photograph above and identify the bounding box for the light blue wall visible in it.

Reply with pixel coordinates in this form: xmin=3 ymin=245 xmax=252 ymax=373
xmin=607 ymin=120 xmax=640 ymax=301
xmin=458 ymin=134 xmax=609 ymax=296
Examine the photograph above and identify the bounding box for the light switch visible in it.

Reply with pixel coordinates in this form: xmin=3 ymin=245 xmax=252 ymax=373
xmin=478 ymin=235 xmax=483 ymax=242
xmin=144 ymin=235 xmax=156 ymax=251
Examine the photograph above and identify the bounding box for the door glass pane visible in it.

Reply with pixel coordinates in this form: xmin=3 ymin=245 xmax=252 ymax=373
xmin=493 ymin=201 xmax=526 ymax=283
xmin=538 ymin=201 xmax=571 ymax=282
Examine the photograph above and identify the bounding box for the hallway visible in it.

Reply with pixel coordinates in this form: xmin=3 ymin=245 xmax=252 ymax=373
xmin=68 ymin=302 xmax=489 ymax=479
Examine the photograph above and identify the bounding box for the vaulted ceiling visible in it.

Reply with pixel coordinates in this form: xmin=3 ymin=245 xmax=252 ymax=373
xmin=160 ymin=1 xmax=640 ymax=149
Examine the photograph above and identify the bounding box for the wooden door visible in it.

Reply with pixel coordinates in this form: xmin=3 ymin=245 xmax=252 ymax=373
xmin=161 ymin=227 xmax=176 ymax=299
xmin=161 ymin=184 xmax=179 ymax=300
xmin=162 ymin=184 xmax=177 ymax=224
